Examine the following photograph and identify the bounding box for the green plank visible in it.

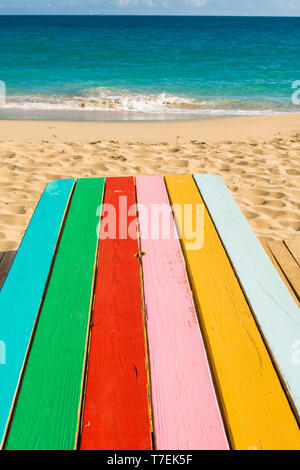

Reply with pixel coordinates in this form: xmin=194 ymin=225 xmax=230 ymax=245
xmin=5 ymin=178 xmax=105 ymax=450
xmin=0 ymin=179 xmax=74 ymax=448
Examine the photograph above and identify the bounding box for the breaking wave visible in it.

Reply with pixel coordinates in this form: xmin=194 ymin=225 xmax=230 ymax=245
xmin=0 ymin=87 xmax=292 ymax=117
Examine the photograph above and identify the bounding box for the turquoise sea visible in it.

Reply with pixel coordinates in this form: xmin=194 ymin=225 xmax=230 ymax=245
xmin=0 ymin=15 xmax=300 ymax=121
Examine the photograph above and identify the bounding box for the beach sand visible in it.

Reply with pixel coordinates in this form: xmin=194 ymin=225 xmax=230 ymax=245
xmin=0 ymin=113 xmax=299 ymax=252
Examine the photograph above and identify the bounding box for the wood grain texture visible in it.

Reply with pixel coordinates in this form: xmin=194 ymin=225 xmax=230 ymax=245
xmin=5 ymin=178 xmax=104 ymax=450
xmin=0 ymin=251 xmax=16 ymax=291
xmin=80 ymin=176 xmax=152 ymax=451
xmin=165 ymin=174 xmax=300 ymax=450
xmin=135 ymin=175 xmax=228 ymax=450
xmin=285 ymin=239 xmax=300 ymax=266
xmin=261 ymin=240 xmax=299 ymax=307
xmin=266 ymin=241 xmax=300 ymax=303
xmin=0 ymin=179 xmax=74 ymax=448
xmin=193 ymin=173 xmax=300 ymax=423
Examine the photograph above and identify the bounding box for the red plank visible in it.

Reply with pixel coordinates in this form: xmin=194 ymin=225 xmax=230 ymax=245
xmin=80 ymin=176 xmax=152 ymax=450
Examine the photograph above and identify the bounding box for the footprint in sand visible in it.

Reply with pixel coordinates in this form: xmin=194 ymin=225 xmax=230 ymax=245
xmin=286 ymin=168 xmax=300 ymax=176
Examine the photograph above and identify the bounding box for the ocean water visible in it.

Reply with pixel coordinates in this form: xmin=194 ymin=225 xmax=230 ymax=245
xmin=0 ymin=15 xmax=300 ymax=121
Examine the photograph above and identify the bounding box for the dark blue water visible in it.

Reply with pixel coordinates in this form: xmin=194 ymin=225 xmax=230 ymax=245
xmin=0 ymin=15 xmax=300 ymax=120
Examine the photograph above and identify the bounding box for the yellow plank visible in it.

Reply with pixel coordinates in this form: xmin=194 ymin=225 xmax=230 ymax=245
xmin=165 ymin=174 xmax=300 ymax=450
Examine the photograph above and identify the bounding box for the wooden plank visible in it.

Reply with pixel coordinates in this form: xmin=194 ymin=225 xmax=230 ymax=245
xmin=193 ymin=173 xmax=300 ymax=423
xmin=0 ymin=251 xmax=16 ymax=291
xmin=266 ymin=241 xmax=300 ymax=303
xmin=80 ymin=177 xmax=152 ymax=451
xmin=5 ymin=178 xmax=105 ymax=450
xmin=260 ymin=240 xmax=299 ymax=307
xmin=285 ymin=239 xmax=300 ymax=267
xmin=135 ymin=175 xmax=228 ymax=450
xmin=165 ymin=174 xmax=300 ymax=450
xmin=0 ymin=179 xmax=74 ymax=448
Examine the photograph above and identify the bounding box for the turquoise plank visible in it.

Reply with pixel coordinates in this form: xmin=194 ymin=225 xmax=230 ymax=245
xmin=193 ymin=173 xmax=300 ymax=421
xmin=0 ymin=178 xmax=74 ymax=446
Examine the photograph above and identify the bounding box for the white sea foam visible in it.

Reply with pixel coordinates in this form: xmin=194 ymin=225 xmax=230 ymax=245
xmin=0 ymin=88 xmax=290 ymax=117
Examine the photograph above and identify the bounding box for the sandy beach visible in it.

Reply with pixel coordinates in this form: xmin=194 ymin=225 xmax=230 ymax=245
xmin=0 ymin=113 xmax=299 ymax=252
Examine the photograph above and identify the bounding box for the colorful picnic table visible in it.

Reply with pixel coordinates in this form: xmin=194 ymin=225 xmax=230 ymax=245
xmin=0 ymin=174 xmax=299 ymax=450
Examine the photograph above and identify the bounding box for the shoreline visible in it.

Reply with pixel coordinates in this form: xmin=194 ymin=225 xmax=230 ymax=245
xmin=1 ymin=113 xmax=300 ymax=143
xmin=0 ymin=113 xmax=299 ymax=251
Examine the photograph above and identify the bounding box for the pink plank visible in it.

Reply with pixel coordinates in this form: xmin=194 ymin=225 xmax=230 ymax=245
xmin=135 ymin=175 xmax=229 ymax=450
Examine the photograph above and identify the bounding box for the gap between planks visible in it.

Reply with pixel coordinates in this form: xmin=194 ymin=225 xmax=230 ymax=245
xmin=284 ymin=239 xmax=300 ymax=266
xmin=260 ymin=239 xmax=300 ymax=307
xmin=1 ymin=179 xmax=76 ymax=450
xmin=0 ymin=251 xmax=16 ymax=291
xmin=76 ymin=178 xmax=107 ymax=450
xmin=134 ymin=178 xmax=156 ymax=449
xmin=80 ymin=176 xmax=152 ymax=450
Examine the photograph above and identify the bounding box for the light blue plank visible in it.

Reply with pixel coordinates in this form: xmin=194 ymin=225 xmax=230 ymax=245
xmin=0 ymin=178 xmax=74 ymax=446
xmin=193 ymin=173 xmax=300 ymax=420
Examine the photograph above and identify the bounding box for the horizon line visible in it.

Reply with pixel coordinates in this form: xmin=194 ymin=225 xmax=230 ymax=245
xmin=0 ymin=14 xmax=299 ymax=17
